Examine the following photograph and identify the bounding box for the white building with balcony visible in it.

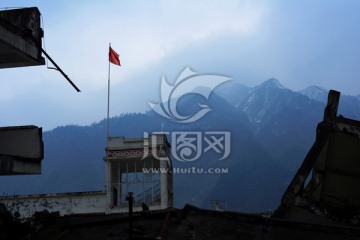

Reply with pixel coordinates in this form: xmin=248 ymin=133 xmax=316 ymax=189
xmin=104 ymin=134 xmax=173 ymax=214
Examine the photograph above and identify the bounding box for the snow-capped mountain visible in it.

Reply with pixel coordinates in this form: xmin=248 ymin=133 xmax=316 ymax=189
xmin=299 ymin=86 xmax=328 ymax=103
xmin=216 ymin=79 xmax=324 ymax=159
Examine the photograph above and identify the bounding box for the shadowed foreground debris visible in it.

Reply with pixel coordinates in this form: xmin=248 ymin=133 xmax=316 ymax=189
xmin=0 ymin=203 xmax=30 ymax=239
xmin=0 ymin=205 xmax=351 ymax=240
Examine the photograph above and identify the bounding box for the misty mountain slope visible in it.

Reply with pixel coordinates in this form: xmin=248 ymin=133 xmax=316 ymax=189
xmin=299 ymin=86 xmax=328 ymax=103
xmin=192 ymin=92 xmax=286 ymax=211
xmin=201 ymin=137 xmax=286 ymax=212
xmin=233 ymin=79 xmax=324 ymax=159
xmin=214 ymin=81 xmax=251 ymax=107
xmin=238 ymin=78 xmax=287 ymax=122
xmin=144 ymin=91 xmax=281 ymax=210
xmin=216 ymin=79 xmax=329 ymax=195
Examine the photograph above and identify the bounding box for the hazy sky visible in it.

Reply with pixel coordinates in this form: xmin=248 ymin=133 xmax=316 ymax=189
xmin=1 ymin=0 xmax=360 ymax=130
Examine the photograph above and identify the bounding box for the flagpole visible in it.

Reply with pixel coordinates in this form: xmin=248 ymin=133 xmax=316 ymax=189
xmin=107 ymin=43 xmax=111 ymax=140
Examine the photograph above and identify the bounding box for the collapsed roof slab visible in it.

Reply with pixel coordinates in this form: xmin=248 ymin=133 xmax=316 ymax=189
xmin=0 ymin=7 xmax=45 ymax=68
xmin=0 ymin=125 xmax=43 ymax=175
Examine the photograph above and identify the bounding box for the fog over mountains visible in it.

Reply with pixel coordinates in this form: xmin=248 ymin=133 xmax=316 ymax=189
xmin=1 ymin=78 xmax=359 ymax=212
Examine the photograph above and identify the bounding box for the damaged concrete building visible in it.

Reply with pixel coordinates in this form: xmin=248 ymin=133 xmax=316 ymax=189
xmin=275 ymin=90 xmax=360 ymax=226
xmin=0 ymin=7 xmax=45 ymax=175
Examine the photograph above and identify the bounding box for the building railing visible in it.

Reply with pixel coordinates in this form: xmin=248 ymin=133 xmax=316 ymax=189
xmin=117 ymin=182 xmax=161 ymax=207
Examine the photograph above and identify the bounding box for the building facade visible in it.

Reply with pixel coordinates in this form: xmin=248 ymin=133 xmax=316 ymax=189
xmin=104 ymin=134 xmax=173 ymax=214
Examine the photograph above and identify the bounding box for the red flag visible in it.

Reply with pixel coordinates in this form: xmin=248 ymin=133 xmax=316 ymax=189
xmin=109 ymin=47 xmax=121 ymax=66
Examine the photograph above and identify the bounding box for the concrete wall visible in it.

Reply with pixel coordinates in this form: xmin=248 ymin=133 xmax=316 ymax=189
xmin=0 ymin=191 xmax=106 ymax=218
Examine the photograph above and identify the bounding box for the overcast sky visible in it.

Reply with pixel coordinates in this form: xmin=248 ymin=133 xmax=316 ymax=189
xmin=1 ymin=0 xmax=360 ymax=130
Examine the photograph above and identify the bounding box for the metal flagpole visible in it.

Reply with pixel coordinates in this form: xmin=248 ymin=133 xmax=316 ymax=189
xmin=107 ymin=43 xmax=111 ymax=140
